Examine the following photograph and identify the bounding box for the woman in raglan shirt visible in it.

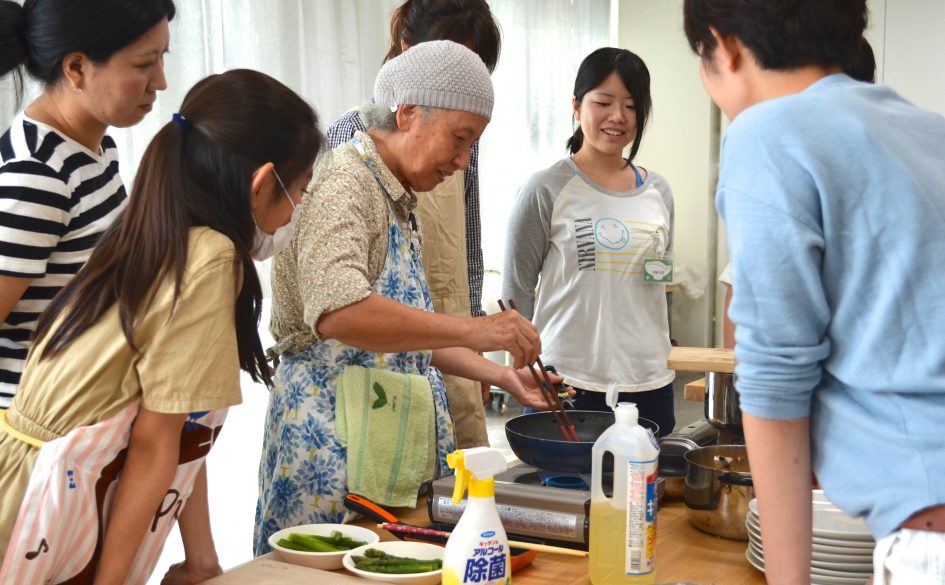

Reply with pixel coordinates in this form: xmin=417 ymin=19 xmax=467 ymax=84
xmin=502 ymin=47 xmax=676 ymax=437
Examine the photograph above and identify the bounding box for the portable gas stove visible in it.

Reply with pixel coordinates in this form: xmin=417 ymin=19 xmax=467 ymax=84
xmin=428 ymin=461 xmax=664 ymax=551
xmin=428 ymin=462 xmax=594 ymax=549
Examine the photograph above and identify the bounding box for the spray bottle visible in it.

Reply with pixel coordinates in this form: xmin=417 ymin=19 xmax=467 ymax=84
xmin=442 ymin=447 xmax=511 ymax=585
xmin=589 ymin=393 xmax=660 ymax=585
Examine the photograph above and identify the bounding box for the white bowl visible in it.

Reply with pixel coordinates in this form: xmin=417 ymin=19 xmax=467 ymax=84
xmin=812 ymin=507 xmax=873 ymax=541
xmin=343 ymin=540 xmax=444 ymax=585
xmin=269 ymin=523 xmax=379 ymax=570
xmin=812 ymin=534 xmax=875 ymax=549
xmin=745 ymin=547 xmax=764 ymax=572
xmin=812 ymin=540 xmax=875 ymax=556
xmin=748 ymin=495 xmax=840 ymax=518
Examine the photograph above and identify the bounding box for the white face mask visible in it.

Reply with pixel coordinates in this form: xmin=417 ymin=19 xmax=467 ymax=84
xmin=251 ymin=170 xmax=299 ymax=261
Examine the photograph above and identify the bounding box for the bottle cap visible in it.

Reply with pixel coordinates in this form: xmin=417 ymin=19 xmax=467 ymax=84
xmin=614 ymin=402 xmax=639 ymax=426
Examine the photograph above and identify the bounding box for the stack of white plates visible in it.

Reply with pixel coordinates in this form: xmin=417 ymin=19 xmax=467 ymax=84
xmin=745 ymin=491 xmax=875 ymax=585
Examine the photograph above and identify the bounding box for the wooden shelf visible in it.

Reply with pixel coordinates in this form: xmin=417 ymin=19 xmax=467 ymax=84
xmin=668 ymin=347 xmax=735 ymax=374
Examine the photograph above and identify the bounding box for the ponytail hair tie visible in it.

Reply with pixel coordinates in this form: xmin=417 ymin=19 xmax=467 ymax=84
xmin=172 ymin=112 xmax=192 ymax=132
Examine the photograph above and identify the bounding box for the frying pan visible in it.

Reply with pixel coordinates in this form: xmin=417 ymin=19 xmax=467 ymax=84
xmin=505 ymin=410 xmax=659 ymax=473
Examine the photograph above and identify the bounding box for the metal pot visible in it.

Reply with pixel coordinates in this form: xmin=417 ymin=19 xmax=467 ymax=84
xmin=684 ymin=445 xmax=753 ymax=540
xmin=704 ymin=372 xmax=742 ymax=431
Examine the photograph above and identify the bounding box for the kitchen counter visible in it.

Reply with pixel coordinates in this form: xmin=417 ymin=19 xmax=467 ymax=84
xmin=203 ymin=497 xmax=766 ymax=584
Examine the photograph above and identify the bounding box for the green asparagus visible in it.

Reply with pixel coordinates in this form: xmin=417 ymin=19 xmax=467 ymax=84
xmin=353 ymin=549 xmax=442 ymax=574
xmin=282 ymin=531 xmax=369 ymax=552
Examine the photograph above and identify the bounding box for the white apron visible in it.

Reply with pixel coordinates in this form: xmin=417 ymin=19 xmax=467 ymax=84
xmin=0 ymin=402 xmax=227 ymax=585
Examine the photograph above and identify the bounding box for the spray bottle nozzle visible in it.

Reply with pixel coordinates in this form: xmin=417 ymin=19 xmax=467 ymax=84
xmin=447 ymin=447 xmax=508 ymax=504
xmin=447 ymin=451 xmax=469 ymax=505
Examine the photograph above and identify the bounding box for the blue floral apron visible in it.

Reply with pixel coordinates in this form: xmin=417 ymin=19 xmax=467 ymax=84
xmin=253 ymin=143 xmax=455 ymax=555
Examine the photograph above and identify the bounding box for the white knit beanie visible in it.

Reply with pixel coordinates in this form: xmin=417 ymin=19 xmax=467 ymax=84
xmin=373 ymin=40 xmax=494 ymax=121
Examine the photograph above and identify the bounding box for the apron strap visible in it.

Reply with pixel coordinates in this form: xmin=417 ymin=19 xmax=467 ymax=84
xmin=0 ymin=410 xmax=46 ymax=448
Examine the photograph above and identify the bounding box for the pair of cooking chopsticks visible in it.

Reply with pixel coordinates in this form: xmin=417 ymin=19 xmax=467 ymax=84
xmin=497 ymin=299 xmax=579 ymax=442
xmin=378 ymin=523 xmax=589 ymax=557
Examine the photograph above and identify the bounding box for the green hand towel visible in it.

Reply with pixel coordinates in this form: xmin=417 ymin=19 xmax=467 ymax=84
xmin=335 ymin=365 xmax=436 ymax=508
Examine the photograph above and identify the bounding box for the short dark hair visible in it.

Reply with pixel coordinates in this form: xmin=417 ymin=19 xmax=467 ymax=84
xmin=567 ymin=47 xmax=652 ymax=162
xmin=0 ymin=0 xmax=176 ymax=101
xmin=35 ymin=69 xmax=323 ymax=388
xmin=683 ymin=0 xmax=867 ymax=71
xmin=846 ymin=37 xmax=875 ymax=83
xmin=385 ymin=0 xmax=501 ymax=73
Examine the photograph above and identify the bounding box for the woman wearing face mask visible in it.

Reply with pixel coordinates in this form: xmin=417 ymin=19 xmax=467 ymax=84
xmin=257 ymin=41 xmax=563 ymax=554
xmin=502 ymin=47 xmax=677 ymax=438
xmin=0 ymin=0 xmax=176 ymax=409
xmin=0 ymin=69 xmax=321 ymax=585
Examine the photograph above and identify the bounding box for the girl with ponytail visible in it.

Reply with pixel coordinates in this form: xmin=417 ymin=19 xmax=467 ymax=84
xmin=0 ymin=68 xmax=322 ymax=585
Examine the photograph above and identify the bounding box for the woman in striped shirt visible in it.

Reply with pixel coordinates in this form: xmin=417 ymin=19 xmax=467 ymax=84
xmin=0 ymin=0 xmax=176 ymax=408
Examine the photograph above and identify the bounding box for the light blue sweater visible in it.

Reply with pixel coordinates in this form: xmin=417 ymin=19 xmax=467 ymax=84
xmin=718 ymin=74 xmax=945 ymax=538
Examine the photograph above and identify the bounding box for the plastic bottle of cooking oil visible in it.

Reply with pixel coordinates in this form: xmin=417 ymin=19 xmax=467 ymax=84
xmin=442 ymin=447 xmax=510 ymax=585
xmin=589 ymin=402 xmax=660 ymax=585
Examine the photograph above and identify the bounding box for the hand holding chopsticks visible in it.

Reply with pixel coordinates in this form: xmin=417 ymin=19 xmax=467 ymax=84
xmin=498 ymin=299 xmax=579 ymax=442
xmin=468 ymin=303 xmax=541 ymax=369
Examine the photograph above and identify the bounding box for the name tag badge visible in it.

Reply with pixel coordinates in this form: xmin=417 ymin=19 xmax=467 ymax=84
xmin=643 ymin=257 xmax=674 ymax=282
xmin=643 ymin=232 xmax=673 ymax=283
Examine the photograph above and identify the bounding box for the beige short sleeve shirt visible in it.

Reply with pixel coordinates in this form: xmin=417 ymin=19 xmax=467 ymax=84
xmin=10 ymin=227 xmax=244 ymax=432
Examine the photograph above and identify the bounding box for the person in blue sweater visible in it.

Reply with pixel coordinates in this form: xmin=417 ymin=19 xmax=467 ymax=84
xmin=684 ymin=2 xmax=945 ymax=584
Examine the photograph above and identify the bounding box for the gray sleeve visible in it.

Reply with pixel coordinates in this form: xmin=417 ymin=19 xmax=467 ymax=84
xmin=649 ymin=171 xmax=675 ymax=254
xmin=501 ymin=163 xmax=571 ymax=320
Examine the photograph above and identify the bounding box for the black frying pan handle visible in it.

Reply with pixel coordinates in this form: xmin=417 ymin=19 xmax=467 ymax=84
xmin=543 ymin=365 xmax=569 ymax=396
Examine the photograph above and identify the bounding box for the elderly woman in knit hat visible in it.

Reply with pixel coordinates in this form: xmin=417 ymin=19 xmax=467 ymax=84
xmin=254 ymin=41 xmax=563 ymax=553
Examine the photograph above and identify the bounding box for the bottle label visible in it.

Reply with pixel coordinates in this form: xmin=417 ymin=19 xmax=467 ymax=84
xmin=625 ymin=457 xmax=658 ymax=575
xmin=445 ymin=535 xmax=510 ymax=585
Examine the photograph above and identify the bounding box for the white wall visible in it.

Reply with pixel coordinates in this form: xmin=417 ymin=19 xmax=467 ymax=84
xmin=617 ymin=0 xmax=719 ymax=348
xmin=871 ymin=0 xmax=945 ymax=118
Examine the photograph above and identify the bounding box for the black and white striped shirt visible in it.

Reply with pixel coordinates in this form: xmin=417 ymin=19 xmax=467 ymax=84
xmin=0 ymin=113 xmax=127 ymax=407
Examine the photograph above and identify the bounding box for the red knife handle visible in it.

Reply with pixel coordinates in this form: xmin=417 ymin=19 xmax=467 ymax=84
xmin=343 ymin=493 xmax=399 ymax=524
